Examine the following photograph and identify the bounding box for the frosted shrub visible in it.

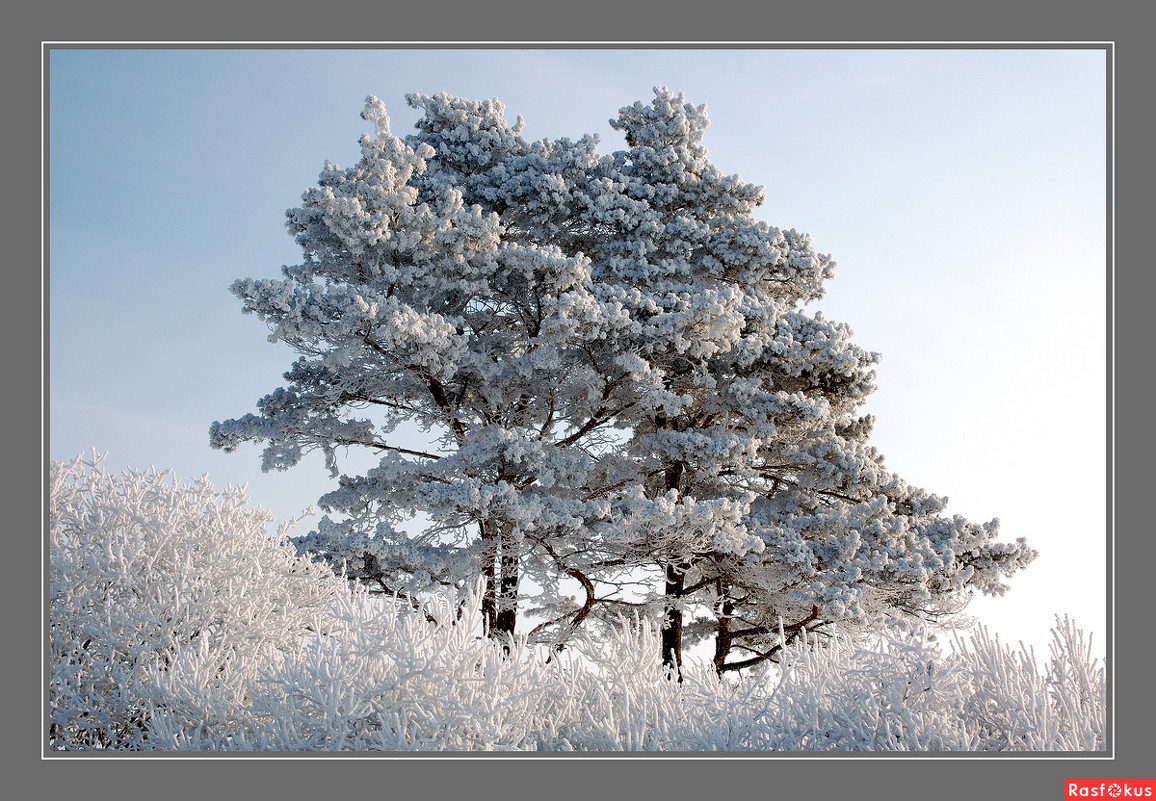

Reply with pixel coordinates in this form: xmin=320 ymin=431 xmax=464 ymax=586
xmin=48 ymin=456 xmax=1103 ymax=751
xmin=749 ymin=621 xmax=1105 ymax=751
xmin=946 ymin=618 xmax=1105 ymax=751
xmin=48 ymin=452 xmax=341 ymax=749
xmin=754 ymin=626 xmax=978 ymax=750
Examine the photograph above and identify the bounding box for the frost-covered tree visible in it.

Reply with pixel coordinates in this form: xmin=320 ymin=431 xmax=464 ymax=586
xmin=212 ymin=88 xmax=1035 ymax=668
xmin=582 ymin=90 xmax=1035 ymax=673
xmin=210 ymin=97 xmax=642 ymax=637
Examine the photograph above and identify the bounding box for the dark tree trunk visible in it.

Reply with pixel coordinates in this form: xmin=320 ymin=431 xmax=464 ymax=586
xmin=480 ymin=520 xmax=498 ymax=636
xmin=480 ymin=521 xmax=518 ymax=643
xmin=659 ymin=453 xmax=687 ymax=680
xmin=712 ymin=586 xmax=735 ymax=676
xmin=494 ymin=530 xmax=519 ymax=637
xmin=661 ymin=561 xmax=686 ymax=679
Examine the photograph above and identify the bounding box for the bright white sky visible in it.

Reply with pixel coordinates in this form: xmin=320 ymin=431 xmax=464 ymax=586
xmin=48 ymin=46 xmax=1108 ymax=660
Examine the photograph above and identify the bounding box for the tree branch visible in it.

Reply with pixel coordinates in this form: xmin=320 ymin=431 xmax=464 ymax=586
xmin=718 ymin=606 xmax=824 ymax=673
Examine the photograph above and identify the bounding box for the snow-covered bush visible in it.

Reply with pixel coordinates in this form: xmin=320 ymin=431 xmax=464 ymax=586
xmin=945 ymin=618 xmax=1105 ymax=751
xmin=48 ymin=452 xmax=340 ymax=749
xmin=752 ymin=618 xmax=1104 ymax=751
xmin=48 ymin=455 xmax=1103 ymax=751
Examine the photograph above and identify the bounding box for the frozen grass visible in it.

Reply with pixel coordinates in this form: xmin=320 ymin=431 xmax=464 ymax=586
xmin=48 ymin=455 xmax=1105 ymax=752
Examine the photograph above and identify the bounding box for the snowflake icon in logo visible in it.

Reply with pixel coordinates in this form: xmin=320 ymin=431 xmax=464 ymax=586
xmin=1107 ymin=784 xmax=1123 ymax=798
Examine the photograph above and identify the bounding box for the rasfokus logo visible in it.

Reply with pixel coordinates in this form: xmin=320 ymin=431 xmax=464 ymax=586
xmin=1067 ymin=781 xmax=1156 ymax=798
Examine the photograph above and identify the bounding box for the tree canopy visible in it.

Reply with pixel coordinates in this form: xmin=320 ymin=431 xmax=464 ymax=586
xmin=211 ymin=87 xmax=1036 ymax=673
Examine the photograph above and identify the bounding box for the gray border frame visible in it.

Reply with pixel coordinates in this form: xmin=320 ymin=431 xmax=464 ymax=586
xmin=20 ymin=3 xmax=1140 ymax=799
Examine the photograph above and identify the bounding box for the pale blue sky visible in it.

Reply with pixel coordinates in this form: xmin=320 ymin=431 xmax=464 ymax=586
xmin=48 ymin=46 xmax=1108 ymax=657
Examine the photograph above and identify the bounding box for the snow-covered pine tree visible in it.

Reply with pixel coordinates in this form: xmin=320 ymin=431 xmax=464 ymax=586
xmin=578 ymin=90 xmax=1037 ymax=674
xmin=210 ymin=97 xmax=636 ymax=637
xmin=213 ymin=89 xmax=1036 ymax=669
